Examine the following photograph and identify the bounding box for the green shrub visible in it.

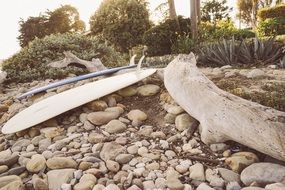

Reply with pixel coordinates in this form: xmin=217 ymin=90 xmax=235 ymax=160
xmin=143 ymin=16 xmax=191 ymax=56
xmin=2 ymin=33 xmax=124 ymax=83
xmin=276 ymin=34 xmax=285 ymax=41
xmin=258 ymin=4 xmax=285 ymax=21
xmin=257 ymin=17 xmax=285 ymax=36
xmin=146 ymin=54 xmax=176 ymax=67
xmin=233 ymin=29 xmax=256 ymax=40
xmin=171 ymin=34 xmax=195 ymax=54
xmin=198 ymin=37 xmax=283 ymax=66
xmin=198 ymin=20 xmax=256 ymax=41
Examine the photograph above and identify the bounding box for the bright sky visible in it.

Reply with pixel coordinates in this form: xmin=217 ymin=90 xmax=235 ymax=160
xmin=0 ymin=0 xmax=236 ymax=60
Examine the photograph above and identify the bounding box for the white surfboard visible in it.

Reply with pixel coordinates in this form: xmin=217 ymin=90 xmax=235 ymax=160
xmin=2 ymin=69 xmax=156 ymax=134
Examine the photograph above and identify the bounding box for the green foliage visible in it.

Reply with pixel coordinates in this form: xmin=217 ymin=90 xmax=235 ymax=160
xmin=146 ymin=54 xmax=176 ymax=67
xmin=211 ymin=19 xmax=236 ymax=39
xmin=215 ymin=79 xmax=285 ymax=111
xmin=198 ymin=20 xmax=255 ymax=41
xmin=252 ymin=37 xmax=283 ymax=65
xmin=201 ymin=0 xmax=232 ymax=23
xmin=257 ymin=4 xmax=285 ymax=36
xmin=257 ymin=17 xmax=285 ymax=36
xmin=46 ymin=5 xmax=85 ymax=34
xmin=258 ymin=4 xmax=285 ymax=21
xmin=198 ymin=37 xmax=283 ymax=66
xmin=143 ymin=16 xmax=191 ymax=56
xmin=18 ymin=16 xmax=49 ymax=48
xmin=18 ymin=5 xmax=85 ymax=47
xmin=171 ymin=34 xmax=195 ymax=54
xmin=89 ymin=0 xmax=151 ymax=53
xmin=276 ymin=34 xmax=285 ymax=41
xmin=233 ymin=29 xmax=256 ymax=40
xmin=3 ymin=33 xmax=124 ymax=83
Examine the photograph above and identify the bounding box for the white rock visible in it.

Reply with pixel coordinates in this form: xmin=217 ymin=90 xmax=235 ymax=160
xmin=205 ymin=168 xmax=225 ymax=187
xmin=138 ymin=147 xmax=148 ymax=156
xmin=142 ymin=180 xmax=155 ymax=190
xmin=100 ymin=142 xmax=125 ymax=162
xmin=246 ymin=69 xmax=265 ymax=78
xmin=159 ymin=140 xmax=169 ymax=149
xmin=0 ymin=71 xmax=7 ymax=84
xmin=166 ymin=168 xmax=184 ymax=190
xmin=47 ymin=169 xmax=75 ymax=190
xmin=165 ymin=150 xmax=176 ymax=159
xmin=93 ymin=184 xmax=105 ymax=190
xmin=133 ymin=167 xmax=145 ymax=177
xmin=196 ymin=183 xmax=215 ymax=190
xmin=137 ymin=84 xmax=160 ymax=96
xmin=182 ymin=143 xmax=193 ymax=152
xmin=127 ymin=109 xmax=148 ymax=122
xmin=189 ymin=163 xmax=205 ymax=181
xmin=104 ymin=120 xmax=127 ymax=134
xmin=265 ymin=183 xmax=285 ymax=190
xmin=220 ymin=65 xmax=232 ymax=70
xmin=105 ymin=184 xmax=120 ymax=190
xmin=241 ymin=163 xmax=285 ymax=186
xmin=26 ymin=154 xmax=46 ymax=173
xmin=210 ymin=143 xmax=229 ymax=152
xmin=61 ymin=183 xmax=72 ymax=190
xmin=127 ymin=145 xmax=139 ymax=155
xmin=106 ymin=160 xmax=120 ymax=172
xmin=155 ymin=177 xmax=166 ymax=189
xmin=167 ymin=105 xmax=184 ymax=115
xmin=175 ymin=113 xmax=195 ymax=131
xmin=127 ymin=185 xmax=141 ymax=190
xmin=226 ymin=181 xmax=241 ymax=190
xmin=218 ymin=168 xmax=240 ymax=182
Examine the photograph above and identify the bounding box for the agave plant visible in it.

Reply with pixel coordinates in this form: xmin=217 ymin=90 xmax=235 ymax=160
xmin=198 ymin=36 xmax=284 ymax=66
xmin=238 ymin=40 xmax=254 ymax=64
xmin=253 ymin=37 xmax=283 ymax=65
xmin=199 ymin=37 xmax=238 ymax=66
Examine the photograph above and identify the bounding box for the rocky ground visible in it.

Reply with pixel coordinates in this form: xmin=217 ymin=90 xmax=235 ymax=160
xmin=0 ymin=66 xmax=284 ymax=190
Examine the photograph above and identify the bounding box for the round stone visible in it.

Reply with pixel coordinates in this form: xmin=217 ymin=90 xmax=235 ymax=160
xmin=137 ymin=84 xmax=160 ymax=96
xmin=26 ymin=154 xmax=46 ymax=173
xmin=46 ymin=157 xmax=77 ymax=169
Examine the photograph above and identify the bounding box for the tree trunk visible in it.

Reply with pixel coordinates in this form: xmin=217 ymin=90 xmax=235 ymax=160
xmin=196 ymin=0 xmax=201 ymax=24
xmin=190 ymin=0 xmax=198 ymax=39
xmin=252 ymin=0 xmax=258 ymax=29
xmin=168 ymin=0 xmax=180 ymax=31
xmin=47 ymin=51 xmax=106 ymax=72
xmin=164 ymin=53 xmax=285 ymax=162
xmin=168 ymin=0 xmax=177 ymax=19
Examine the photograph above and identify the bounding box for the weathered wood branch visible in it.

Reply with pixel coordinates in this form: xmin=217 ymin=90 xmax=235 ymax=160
xmin=164 ymin=53 xmax=285 ymax=161
xmin=47 ymin=51 xmax=106 ymax=72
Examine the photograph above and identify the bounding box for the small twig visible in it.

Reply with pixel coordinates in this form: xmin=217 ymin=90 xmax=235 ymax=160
xmin=187 ymin=155 xmax=220 ymax=164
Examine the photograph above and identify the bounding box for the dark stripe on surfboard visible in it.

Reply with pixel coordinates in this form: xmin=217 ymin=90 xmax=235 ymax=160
xmin=18 ymin=65 xmax=136 ymax=100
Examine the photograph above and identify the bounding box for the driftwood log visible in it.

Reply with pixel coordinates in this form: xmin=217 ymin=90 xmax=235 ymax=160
xmin=164 ymin=53 xmax=285 ymax=161
xmin=48 ymin=51 xmax=106 ymax=72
